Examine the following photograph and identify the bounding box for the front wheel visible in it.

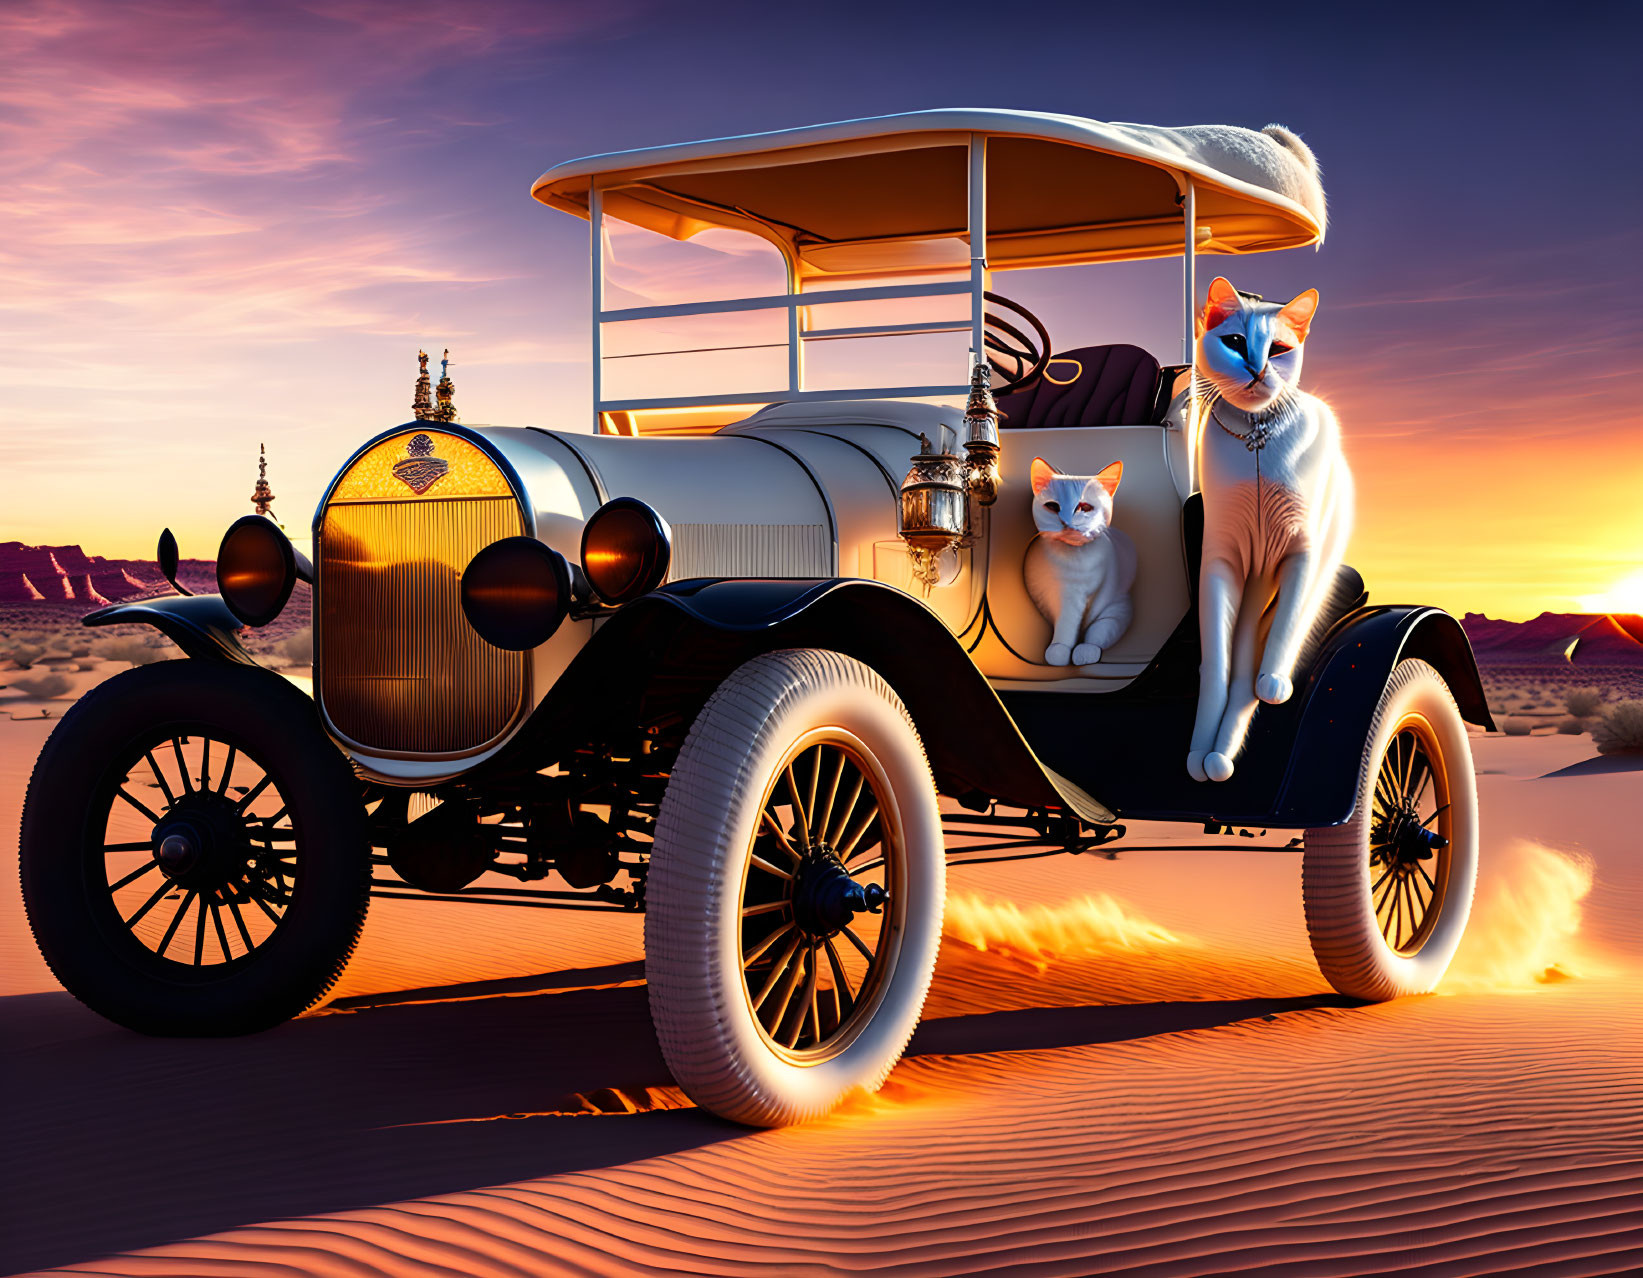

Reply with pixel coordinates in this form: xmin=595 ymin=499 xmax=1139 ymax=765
xmin=20 ymin=660 xmax=371 ymax=1035
xmin=1302 ymin=658 xmax=1479 ymax=1000
xmin=645 ymin=650 xmax=945 ymax=1126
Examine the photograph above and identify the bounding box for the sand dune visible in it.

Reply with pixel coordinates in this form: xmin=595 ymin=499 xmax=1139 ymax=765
xmin=2 ymin=724 xmax=1640 ymax=1275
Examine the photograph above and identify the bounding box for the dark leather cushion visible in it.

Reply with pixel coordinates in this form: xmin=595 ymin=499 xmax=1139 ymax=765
xmin=996 ymin=343 xmax=1164 ymax=429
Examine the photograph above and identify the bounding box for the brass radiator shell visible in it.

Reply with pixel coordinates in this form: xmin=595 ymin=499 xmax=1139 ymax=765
xmin=316 ymin=430 xmax=528 ymax=758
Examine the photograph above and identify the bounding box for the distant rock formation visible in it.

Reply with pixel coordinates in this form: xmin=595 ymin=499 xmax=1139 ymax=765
xmin=1462 ymin=612 xmax=1643 ymax=666
xmin=90 ymin=569 xmax=148 ymax=601
xmin=0 ymin=541 xmax=309 ymax=639
xmin=0 ymin=540 xmax=177 ymax=605
xmin=73 ymin=574 xmax=111 ymax=606
xmin=0 ymin=571 xmax=45 ymax=602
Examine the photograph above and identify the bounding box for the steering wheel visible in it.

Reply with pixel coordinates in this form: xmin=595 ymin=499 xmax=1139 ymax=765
xmin=983 ymin=291 xmax=1053 ymax=393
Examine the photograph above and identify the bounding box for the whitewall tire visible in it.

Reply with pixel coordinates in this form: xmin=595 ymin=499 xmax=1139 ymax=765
xmin=1302 ymin=658 xmax=1479 ymax=1000
xmin=646 ymin=649 xmax=945 ymax=1126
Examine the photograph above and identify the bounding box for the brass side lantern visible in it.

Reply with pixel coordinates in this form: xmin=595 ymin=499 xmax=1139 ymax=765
xmin=898 ymin=361 xmax=1002 ymax=590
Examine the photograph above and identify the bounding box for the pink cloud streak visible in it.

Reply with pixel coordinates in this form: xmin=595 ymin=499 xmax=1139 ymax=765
xmin=0 ymin=0 xmax=636 ymax=555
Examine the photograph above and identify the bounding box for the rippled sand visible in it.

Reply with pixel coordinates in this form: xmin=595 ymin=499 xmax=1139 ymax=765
xmin=3 ymin=721 xmax=1639 ymax=1275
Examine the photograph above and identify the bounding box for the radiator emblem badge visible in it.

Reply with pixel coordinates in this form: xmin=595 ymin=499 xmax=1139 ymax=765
xmin=392 ymin=433 xmax=449 ymax=495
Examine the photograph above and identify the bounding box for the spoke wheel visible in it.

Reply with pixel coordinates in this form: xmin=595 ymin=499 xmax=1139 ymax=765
xmin=1366 ymin=721 xmax=1452 ymax=956
xmin=647 ymin=649 xmax=944 ymax=1127
xmin=739 ymin=732 xmax=902 ymax=1061
xmin=21 ymin=660 xmax=370 ymax=1035
xmin=1302 ymin=659 xmax=1478 ymax=1001
xmin=94 ymin=731 xmax=299 ymax=971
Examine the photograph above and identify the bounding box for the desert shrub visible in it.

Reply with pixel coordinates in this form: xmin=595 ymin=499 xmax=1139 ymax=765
xmin=69 ymin=644 xmax=90 ymax=658
xmin=1564 ymin=686 xmax=1606 ymax=718
xmin=1501 ymin=717 xmax=1532 ymax=736
xmin=75 ymin=660 xmax=100 ymax=672
xmin=8 ymin=673 xmax=71 ymax=699
xmin=1556 ymin=716 xmax=1586 ymax=735
xmin=1592 ymin=700 xmax=1643 ymax=755
xmin=6 ymin=643 xmax=44 ymax=669
xmin=280 ymin=626 xmax=314 ymax=665
xmin=94 ymin=638 xmax=170 ymax=666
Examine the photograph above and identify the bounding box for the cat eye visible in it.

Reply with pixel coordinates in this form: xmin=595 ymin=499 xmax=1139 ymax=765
xmin=1043 ymin=501 xmax=1060 ymax=513
xmin=1075 ymin=502 xmax=1094 ymax=513
xmin=1220 ymin=334 xmax=1247 ymax=352
xmin=1270 ymin=341 xmax=1293 ymax=356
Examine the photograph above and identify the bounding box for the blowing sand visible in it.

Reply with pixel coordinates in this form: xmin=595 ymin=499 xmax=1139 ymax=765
xmin=2 ymin=720 xmax=1639 ymax=1275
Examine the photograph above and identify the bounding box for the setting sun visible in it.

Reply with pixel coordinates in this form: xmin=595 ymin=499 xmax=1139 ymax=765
xmin=1578 ymin=569 xmax=1643 ymax=615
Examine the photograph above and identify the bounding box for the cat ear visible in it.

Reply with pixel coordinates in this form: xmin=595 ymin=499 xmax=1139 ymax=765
xmin=1093 ymin=460 xmax=1123 ymax=497
xmin=1202 ymin=277 xmax=1242 ymax=330
xmin=1030 ymin=457 xmax=1056 ymax=495
xmin=1278 ymin=288 xmax=1319 ymax=341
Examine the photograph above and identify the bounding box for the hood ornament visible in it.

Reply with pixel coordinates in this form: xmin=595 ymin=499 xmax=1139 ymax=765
xmin=393 ymin=432 xmax=450 ymax=494
xmin=411 ymin=347 xmax=459 ymax=423
xmin=433 ymin=348 xmax=459 ymax=423
xmin=412 ymin=350 xmax=435 ymax=420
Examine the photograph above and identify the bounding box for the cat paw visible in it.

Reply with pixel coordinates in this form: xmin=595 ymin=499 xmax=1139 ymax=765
xmin=1045 ymin=643 xmax=1072 ymax=666
xmin=1187 ymin=750 xmax=1209 ymax=782
xmin=1072 ymin=643 xmax=1103 ymax=666
xmin=1205 ymin=752 xmax=1236 ymax=782
xmin=1256 ymin=673 xmax=1294 ymax=704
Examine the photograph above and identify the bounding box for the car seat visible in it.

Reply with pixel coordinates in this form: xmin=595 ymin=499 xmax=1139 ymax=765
xmin=995 ymin=343 xmax=1165 ymax=429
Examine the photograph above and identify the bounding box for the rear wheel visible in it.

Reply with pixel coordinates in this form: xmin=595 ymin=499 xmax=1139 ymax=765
xmin=1302 ymin=659 xmax=1478 ymax=1000
xmin=646 ymin=650 xmax=944 ymax=1126
xmin=20 ymin=660 xmax=371 ymax=1035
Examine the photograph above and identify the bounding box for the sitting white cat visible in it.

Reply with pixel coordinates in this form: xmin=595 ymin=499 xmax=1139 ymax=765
xmin=1188 ymin=275 xmax=1355 ymax=783
xmin=1024 ymin=457 xmax=1137 ymax=666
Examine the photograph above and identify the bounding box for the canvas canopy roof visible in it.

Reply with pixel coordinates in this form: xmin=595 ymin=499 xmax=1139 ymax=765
xmin=533 ymin=109 xmax=1326 ymax=277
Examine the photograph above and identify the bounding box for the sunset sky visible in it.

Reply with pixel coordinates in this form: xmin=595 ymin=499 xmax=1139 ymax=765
xmin=2 ymin=0 xmax=1638 ymax=619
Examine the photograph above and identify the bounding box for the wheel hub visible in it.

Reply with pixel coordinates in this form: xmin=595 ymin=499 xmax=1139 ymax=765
xmin=791 ymin=846 xmax=885 ymax=937
xmin=1380 ymin=804 xmax=1449 ymax=869
xmin=150 ymin=792 xmax=254 ymax=891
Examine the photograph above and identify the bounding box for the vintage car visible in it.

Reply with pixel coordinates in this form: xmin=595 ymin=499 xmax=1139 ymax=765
xmin=20 ymin=110 xmax=1489 ymax=1127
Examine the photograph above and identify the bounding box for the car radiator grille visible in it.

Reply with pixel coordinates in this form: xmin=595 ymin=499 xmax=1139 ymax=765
xmin=317 ymin=495 xmax=528 ymax=755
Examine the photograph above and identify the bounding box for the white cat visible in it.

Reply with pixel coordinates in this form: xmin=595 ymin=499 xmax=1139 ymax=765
xmin=1024 ymin=457 xmax=1137 ymax=666
xmin=1188 ymin=276 xmax=1355 ymax=783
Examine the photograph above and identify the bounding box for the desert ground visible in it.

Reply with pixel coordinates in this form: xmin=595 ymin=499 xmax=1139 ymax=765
xmin=2 ymin=661 xmax=1640 ymax=1276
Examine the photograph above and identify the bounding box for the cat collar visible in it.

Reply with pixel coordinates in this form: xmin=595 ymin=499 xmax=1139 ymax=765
xmin=1209 ymin=399 xmax=1295 ymax=453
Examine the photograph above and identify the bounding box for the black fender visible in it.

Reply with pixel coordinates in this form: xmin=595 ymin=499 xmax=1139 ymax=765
xmin=1268 ymin=604 xmax=1492 ymax=825
xmin=474 ymin=578 xmax=1114 ymax=823
xmin=83 ymin=595 xmax=257 ymax=667
xmin=1000 ymin=600 xmax=1491 ymax=829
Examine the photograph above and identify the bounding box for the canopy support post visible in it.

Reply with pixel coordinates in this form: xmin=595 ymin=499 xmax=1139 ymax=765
xmin=590 ymin=181 xmax=605 ymax=432
xmin=969 ymin=134 xmax=988 ymax=390
xmin=1181 ymin=178 xmax=1198 ymax=490
xmin=785 ymin=248 xmax=803 ymax=395
xmin=1181 ymin=179 xmax=1196 ymax=363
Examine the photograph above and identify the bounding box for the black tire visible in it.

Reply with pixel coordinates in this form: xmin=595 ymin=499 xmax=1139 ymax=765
xmin=20 ymin=659 xmax=371 ymax=1035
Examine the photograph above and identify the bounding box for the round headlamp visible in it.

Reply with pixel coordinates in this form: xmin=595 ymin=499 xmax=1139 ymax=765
xmin=461 ymin=536 xmax=572 ymax=651
xmin=216 ymin=516 xmax=297 ymax=627
xmin=580 ymin=497 xmax=671 ymax=606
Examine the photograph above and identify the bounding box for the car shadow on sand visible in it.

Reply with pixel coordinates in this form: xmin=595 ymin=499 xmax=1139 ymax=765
xmin=2 ymin=966 xmax=1353 ymax=1272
